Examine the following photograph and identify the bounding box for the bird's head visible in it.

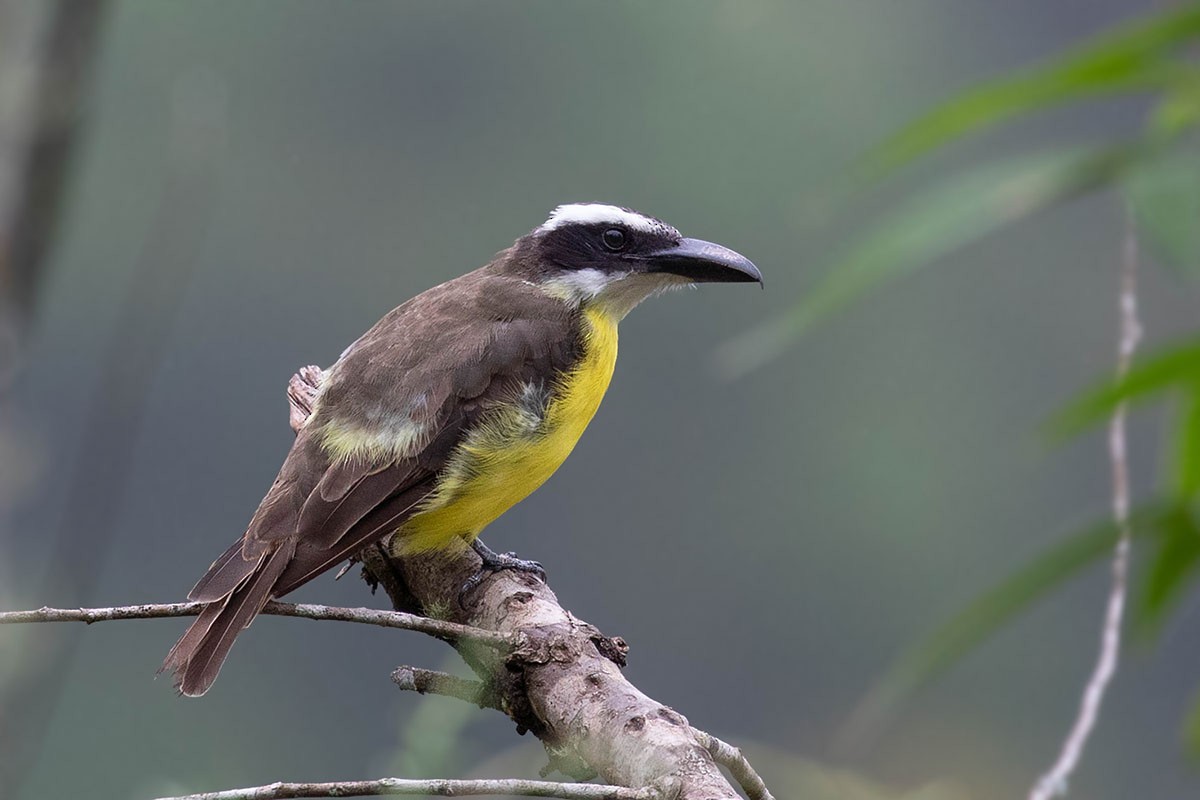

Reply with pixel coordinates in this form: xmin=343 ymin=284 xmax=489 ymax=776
xmin=505 ymin=203 xmax=761 ymax=319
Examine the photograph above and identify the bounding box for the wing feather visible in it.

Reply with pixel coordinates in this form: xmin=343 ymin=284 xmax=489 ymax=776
xmin=162 ymin=269 xmax=581 ymax=694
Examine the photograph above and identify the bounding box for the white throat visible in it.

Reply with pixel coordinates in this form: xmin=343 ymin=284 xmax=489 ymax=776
xmin=541 ymin=269 xmax=689 ymax=319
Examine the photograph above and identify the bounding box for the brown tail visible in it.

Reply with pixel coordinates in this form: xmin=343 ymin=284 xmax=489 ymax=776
xmin=160 ymin=540 xmax=295 ymax=697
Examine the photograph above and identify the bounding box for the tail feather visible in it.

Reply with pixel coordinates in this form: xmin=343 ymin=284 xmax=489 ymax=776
xmin=162 ymin=541 xmax=295 ymax=697
xmin=160 ymin=600 xmax=226 ymax=677
xmin=272 ymin=480 xmax=433 ymax=596
xmin=187 ymin=538 xmax=262 ymax=603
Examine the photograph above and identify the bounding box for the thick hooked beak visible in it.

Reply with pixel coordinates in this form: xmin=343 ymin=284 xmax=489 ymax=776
xmin=640 ymin=237 xmax=762 ymax=284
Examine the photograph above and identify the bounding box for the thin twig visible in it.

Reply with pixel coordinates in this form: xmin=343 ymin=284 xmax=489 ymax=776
xmin=695 ymin=733 xmax=775 ymax=800
xmin=152 ymin=777 xmax=661 ymax=800
xmin=0 ymin=600 xmax=514 ymax=649
xmin=1028 ymin=219 xmax=1142 ymax=800
xmin=391 ymin=665 xmax=501 ymax=710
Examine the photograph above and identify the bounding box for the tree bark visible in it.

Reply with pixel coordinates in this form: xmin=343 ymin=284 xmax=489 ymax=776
xmin=363 ymin=550 xmax=739 ymax=800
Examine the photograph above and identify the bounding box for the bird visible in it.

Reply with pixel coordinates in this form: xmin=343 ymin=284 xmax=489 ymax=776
xmin=162 ymin=203 xmax=761 ymax=696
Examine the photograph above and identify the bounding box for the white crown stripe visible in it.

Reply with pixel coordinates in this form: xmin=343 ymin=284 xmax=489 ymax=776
xmin=537 ymin=203 xmax=661 ymax=234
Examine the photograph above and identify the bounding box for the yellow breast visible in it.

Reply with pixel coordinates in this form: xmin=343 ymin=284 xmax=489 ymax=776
xmin=398 ymin=308 xmax=618 ymax=553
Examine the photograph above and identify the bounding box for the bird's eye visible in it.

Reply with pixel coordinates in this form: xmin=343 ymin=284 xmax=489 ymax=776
xmin=601 ymin=228 xmax=626 ymax=251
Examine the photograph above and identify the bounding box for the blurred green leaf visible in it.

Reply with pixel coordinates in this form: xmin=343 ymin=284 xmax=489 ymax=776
xmin=1049 ymin=337 xmax=1200 ymax=437
xmin=718 ymin=145 xmax=1141 ymax=376
xmin=839 ymin=508 xmax=1163 ymax=748
xmin=1148 ymin=82 xmax=1200 ymax=137
xmin=1186 ymin=688 xmax=1200 ymax=759
xmin=746 ymin=745 xmax=968 ymax=800
xmin=859 ymin=5 xmax=1200 ymax=179
xmin=1136 ymin=504 xmax=1200 ymax=635
xmin=390 ymin=656 xmax=476 ymax=778
xmin=1176 ymin=381 xmax=1200 ymax=497
xmin=1125 ymin=141 xmax=1200 ymax=275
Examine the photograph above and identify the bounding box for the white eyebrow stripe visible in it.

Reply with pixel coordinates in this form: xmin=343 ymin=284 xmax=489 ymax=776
xmin=537 ymin=203 xmax=660 ymax=233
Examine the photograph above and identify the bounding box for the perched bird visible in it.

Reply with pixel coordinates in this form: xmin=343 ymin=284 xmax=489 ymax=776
xmin=162 ymin=203 xmax=761 ymax=696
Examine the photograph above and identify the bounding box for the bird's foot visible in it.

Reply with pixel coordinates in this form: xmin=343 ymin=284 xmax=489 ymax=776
xmin=459 ymin=539 xmax=547 ymax=607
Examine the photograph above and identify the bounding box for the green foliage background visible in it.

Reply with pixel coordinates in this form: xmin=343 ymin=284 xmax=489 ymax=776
xmin=727 ymin=3 xmax=1200 ymax=762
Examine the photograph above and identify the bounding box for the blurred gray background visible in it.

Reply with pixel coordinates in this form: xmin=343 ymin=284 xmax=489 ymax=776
xmin=2 ymin=2 xmax=1197 ymax=798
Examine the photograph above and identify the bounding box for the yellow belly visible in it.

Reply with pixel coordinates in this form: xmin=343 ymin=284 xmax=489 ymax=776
xmin=397 ymin=308 xmax=618 ymax=554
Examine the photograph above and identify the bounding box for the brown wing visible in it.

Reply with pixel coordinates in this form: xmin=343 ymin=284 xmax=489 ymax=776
xmin=163 ymin=268 xmax=581 ymax=695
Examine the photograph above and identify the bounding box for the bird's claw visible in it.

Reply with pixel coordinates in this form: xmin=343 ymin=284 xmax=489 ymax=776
xmin=459 ymin=539 xmax=547 ymax=607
